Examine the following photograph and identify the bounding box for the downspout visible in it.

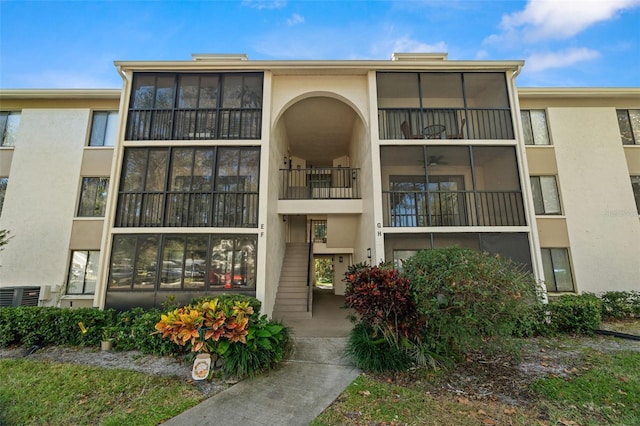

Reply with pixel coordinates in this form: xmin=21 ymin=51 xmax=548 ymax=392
xmin=95 ymin=65 xmax=130 ymax=309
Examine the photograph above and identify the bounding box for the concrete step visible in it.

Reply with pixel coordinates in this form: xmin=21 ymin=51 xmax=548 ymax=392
xmin=272 ymin=311 xmax=312 ymax=320
xmin=273 ymin=304 xmax=309 ymax=312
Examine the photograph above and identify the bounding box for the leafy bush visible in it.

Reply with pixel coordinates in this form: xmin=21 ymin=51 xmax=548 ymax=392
xmin=0 ymin=307 xmax=115 ymax=347
xmin=547 ymin=294 xmax=601 ymax=335
xmin=344 ymin=322 xmax=413 ymax=372
xmin=115 ymin=308 xmax=183 ymax=356
xmin=344 ymin=263 xmax=436 ymax=371
xmin=155 ymin=295 xmax=290 ymax=378
xmin=402 ymin=247 xmax=543 ymax=361
xmin=222 ymin=315 xmax=290 ymax=378
xmin=598 ymin=291 xmax=640 ymax=320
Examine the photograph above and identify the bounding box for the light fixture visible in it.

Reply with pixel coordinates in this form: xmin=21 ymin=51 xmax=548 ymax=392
xmin=282 ymin=215 xmax=287 ymax=222
xmin=338 ymin=256 xmax=343 ymax=263
xmin=367 ymin=248 xmax=371 ymax=259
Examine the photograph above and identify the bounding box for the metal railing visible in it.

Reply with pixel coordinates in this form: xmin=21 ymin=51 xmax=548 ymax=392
xmin=378 ymin=107 xmax=514 ymax=140
xmin=279 ymin=167 xmax=361 ymax=200
xmin=382 ymin=190 xmax=526 ymax=227
xmin=115 ymin=191 xmax=259 ymax=227
xmin=125 ymin=108 xmax=262 ymax=140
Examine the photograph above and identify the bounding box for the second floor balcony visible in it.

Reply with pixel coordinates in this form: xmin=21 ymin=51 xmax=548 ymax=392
xmin=279 ymin=167 xmax=361 ymax=200
xmin=382 ymin=189 xmax=526 ymax=227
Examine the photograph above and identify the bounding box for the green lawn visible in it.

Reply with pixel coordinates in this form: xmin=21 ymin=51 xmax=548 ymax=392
xmin=0 ymin=359 xmax=205 ymax=426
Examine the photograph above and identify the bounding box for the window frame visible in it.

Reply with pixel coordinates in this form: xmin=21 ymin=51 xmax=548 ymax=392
xmin=0 ymin=111 xmax=21 ymax=147
xmin=530 ymin=175 xmax=562 ymax=215
xmin=88 ymin=111 xmax=119 ymax=147
xmin=66 ymin=250 xmax=100 ymax=295
xmin=540 ymin=247 xmax=575 ymax=293
xmin=521 ymin=109 xmax=551 ymax=145
xmin=631 ymin=176 xmax=640 ymax=215
xmin=77 ymin=177 xmax=110 ymax=217
xmin=617 ymin=109 xmax=640 ymax=145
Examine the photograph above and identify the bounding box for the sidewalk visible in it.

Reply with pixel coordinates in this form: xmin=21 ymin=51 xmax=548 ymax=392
xmin=162 ymin=336 xmax=360 ymax=426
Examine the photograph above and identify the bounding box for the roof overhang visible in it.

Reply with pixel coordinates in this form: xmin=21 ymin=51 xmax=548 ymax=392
xmin=113 ymin=57 xmax=525 ymax=76
xmin=518 ymin=87 xmax=640 ymax=99
xmin=0 ymin=89 xmax=121 ymax=100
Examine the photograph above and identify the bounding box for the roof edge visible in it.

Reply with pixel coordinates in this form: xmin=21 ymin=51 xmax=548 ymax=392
xmin=0 ymin=88 xmax=121 ymax=99
xmin=518 ymin=87 xmax=640 ymax=98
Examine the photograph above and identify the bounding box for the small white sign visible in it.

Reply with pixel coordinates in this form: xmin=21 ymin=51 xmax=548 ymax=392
xmin=192 ymin=353 xmax=211 ymax=381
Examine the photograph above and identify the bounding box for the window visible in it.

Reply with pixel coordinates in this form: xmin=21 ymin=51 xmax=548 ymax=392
xmin=0 ymin=177 xmax=7 ymax=215
xmin=89 ymin=111 xmax=118 ymax=146
xmin=617 ymin=109 xmax=640 ymax=145
xmin=0 ymin=112 xmax=21 ymax=147
xmin=108 ymin=234 xmax=257 ymax=291
xmin=530 ymin=176 xmax=561 ymax=215
xmin=126 ymin=72 xmax=263 ymax=140
xmin=393 ymin=249 xmax=418 ymax=271
xmin=77 ymin=177 xmax=109 ymax=217
xmin=631 ymin=176 xmax=640 ymax=214
xmin=116 ymin=146 xmax=259 ymax=227
xmin=541 ymin=248 xmax=574 ymax=292
xmin=521 ymin=110 xmax=550 ymax=145
xmin=67 ymin=250 xmax=100 ymax=294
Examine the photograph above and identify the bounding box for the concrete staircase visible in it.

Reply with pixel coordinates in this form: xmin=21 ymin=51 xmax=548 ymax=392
xmin=272 ymin=242 xmax=312 ymax=320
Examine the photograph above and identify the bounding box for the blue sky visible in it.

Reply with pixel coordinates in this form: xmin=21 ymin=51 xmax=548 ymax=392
xmin=1 ymin=0 xmax=639 ymax=89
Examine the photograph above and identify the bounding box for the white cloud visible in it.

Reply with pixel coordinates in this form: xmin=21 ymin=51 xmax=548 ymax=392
xmin=287 ymin=13 xmax=304 ymax=26
xmin=241 ymin=0 xmax=286 ymax=10
xmin=525 ymin=47 xmax=601 ymax=72
xmin=392 ymin=37 xmax=447 ymax=54
xmin=501 ymin=0 xmax=640 ymax=41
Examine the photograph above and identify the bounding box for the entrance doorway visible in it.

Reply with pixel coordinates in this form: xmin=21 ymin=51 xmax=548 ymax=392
xmin=314 ymin=257 xmax=333 ymax=290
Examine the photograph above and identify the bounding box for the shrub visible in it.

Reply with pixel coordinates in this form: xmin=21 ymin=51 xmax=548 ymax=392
xmin=0 ymin=307 xmax=116 ymax=348
xmin=154 ymin=296 xmax=290 ymax=378
xmin=221 ymin=315 xmax=290 ymax=378
xmin=598 ymin=291 xmax=640 ymax=320
xmin=344 ymin=263 xmax=423 ymax=342
xmin=402 ymin=247 xmax=543 ymax=361
xmin=343 ymin=263 xmax=436 ymax=371
xmin=115 ymin=308 xmax=183 ymax=356
xmin=344 ymin=322 xmax=412 ymax=372
xmin=547 ymin=294 xmax=601 ymax=335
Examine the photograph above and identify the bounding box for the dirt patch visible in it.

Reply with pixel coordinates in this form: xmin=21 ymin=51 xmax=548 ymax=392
xmin=371 ymin=333 xmax=640 ymax=409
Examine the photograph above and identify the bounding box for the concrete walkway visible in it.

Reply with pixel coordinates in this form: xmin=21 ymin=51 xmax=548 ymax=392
xmin=163 ymin=336 xmax=360 ymax=426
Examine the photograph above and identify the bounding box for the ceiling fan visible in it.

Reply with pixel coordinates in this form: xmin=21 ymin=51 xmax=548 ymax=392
xmin=427 ymin=155 xmax=447 ymax=166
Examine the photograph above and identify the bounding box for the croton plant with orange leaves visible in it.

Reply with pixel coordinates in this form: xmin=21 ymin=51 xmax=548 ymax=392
xmin=154 ymin=298 xmax=254 ymax=353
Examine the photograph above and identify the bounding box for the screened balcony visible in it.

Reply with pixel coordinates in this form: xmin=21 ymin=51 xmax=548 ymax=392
xmin=380 ymin=145 xmax=526 ymax=227
xmin=377 ymin=72 xmax=514 ymax=140
xmin=125 ymin=72 xmax=263 ymax=141
xmin=279 ymin=167 xmax=361 ymax=200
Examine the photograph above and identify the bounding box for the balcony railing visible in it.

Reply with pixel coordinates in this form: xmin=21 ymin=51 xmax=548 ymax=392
xmin=115 ymin=192 xmax=259 ymax=227
xmin=378 ymin=108 xmax=514 ymax=140
xmin=279 ymin=167 xmax=361 ymax=200
xmin=382 ymin=190 xmax=525 ymax=227
xmin=125 ymin=108 xmax=262 ymax=140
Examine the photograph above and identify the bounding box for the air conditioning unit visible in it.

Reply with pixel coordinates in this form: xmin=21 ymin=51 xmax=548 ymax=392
xmin=0 ymin=287 xmax=41 ymax=307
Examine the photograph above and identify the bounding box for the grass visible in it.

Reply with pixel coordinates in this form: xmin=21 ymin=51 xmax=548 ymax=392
xmin=310 ymin=374 xmax=539 ymax=426
xmin=312 ymin=343 xmax=640 ymax=426
xmin=530 ymin=350 xmax=640 ymax=425
xmin=0 ymin=359 xmax=204 ymax=426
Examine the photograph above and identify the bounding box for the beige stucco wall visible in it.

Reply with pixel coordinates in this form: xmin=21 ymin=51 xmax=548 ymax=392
xmin=626 ymin=147 xmax=640 ymax=174
xmin=0 ymin=149 xmax=13 ymax=175
xmin=548 ymin=107 xmax=640 ymax=293
xmin=525 ymin=147 xmax=558 ymax=175
xmin=80 ymin=149 xmax=114 ymax=176
xmin=0 ymin=109 xmax=89 ymax=295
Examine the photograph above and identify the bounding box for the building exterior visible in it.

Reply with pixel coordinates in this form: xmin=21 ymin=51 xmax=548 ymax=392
xmin=1 ymin=53 xmax=638 ymax=315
